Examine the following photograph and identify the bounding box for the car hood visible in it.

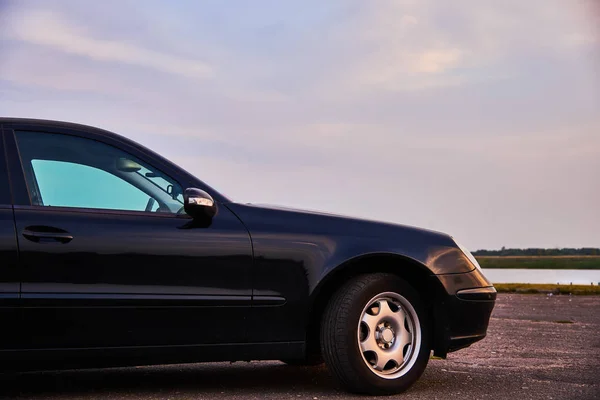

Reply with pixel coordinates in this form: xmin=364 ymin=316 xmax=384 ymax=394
xmin=232 ymin=202 xmax=451 ymax=239
xmin=225 ymin=202 xmax=470 ymax=275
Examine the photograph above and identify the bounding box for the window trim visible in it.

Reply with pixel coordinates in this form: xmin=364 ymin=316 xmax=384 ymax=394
xmin=12 ymin=204 xmax=192 ymax=219
xmin=4 ymin=129 xmax=30 ymax=206
xmin=0 ymin=126 xmax=14 ymax=206
xmin=2 ymin=121 xmax=230 ymax=204
xmin=6 ymin=128 xmax=196 ymax=213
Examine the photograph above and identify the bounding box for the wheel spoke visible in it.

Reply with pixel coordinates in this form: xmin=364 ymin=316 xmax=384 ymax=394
xmin=392 ymin=348 xmax=405 ymax=365
xmin=396 ymin=310 xmax=413 ymax=350
xmin=377 ymin=299 xmax=396 ymax=319
xmin=359 ymin=332 xmax=379 ymax=353
xmin=394 ymin=307 xmax=408 ymax=331
xmin=398 ymin=330 xmax=412 ymax=348
xmin=374 ymin=352 xmax=392 ymax=371
xmin=361 ymin=310 xmax=379 ymax=330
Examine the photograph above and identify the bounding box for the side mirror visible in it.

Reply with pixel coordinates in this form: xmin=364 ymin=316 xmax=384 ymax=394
xmin=184 ymin=188 xmax=217 ymax=219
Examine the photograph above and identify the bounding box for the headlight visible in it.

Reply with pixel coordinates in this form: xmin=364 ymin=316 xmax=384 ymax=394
xmin=453 ymin=238 xmax=482 ymax=271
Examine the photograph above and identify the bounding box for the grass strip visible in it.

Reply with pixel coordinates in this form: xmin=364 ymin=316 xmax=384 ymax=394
xmin=476 ymin=256 xmax=600 ymax=270
xmin=494 ymin=283 xmax=600 ymax=295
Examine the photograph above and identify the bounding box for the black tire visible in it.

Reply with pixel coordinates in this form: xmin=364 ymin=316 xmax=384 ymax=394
xmin=320 ymin=273 xmax=431 ymax=395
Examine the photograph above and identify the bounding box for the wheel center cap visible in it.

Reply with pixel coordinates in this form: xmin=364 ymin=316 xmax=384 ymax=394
xmin=381 ymin=327 xmax=394 ymax=343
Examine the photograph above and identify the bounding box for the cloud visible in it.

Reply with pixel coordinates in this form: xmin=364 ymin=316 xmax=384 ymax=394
xmin=319 ymin=0 xmax=599 ymax=93
xmin=413 ymin=48 xmax=463 ymax=73
xmin=4 ymin=10 xmax=214 ymax=80
xmin=0 ymin=0 xmax=598 ymax=248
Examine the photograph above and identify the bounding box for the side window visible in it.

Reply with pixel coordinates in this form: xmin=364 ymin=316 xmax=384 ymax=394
xmin=15 ymin=131 xmax=184 ymax=214
xmin=31 ymin=160 xmax=153 ymax=211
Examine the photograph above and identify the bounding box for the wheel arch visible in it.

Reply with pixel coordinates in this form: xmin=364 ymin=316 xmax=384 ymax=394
xmin=305 ymin=253 xmax=448 ymax=359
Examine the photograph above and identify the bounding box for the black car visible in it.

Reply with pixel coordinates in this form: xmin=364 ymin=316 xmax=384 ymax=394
xmin=0 ymin=118 xmax=496 ymax=395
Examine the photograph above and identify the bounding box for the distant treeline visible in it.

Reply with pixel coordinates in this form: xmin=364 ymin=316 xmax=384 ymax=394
xmin=472 ymin=248 xmax=600 ymax=256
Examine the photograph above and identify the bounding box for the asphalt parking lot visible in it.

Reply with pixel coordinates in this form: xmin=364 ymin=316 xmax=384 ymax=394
xmin=1 ymin=294 xmax=599 ymax=400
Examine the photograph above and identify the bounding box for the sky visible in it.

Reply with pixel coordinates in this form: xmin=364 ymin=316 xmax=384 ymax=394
xmin=0 ymin=0 xmax=599 ymax=250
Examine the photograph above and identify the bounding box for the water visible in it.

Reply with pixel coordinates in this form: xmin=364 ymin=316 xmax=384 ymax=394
xmin=482 ymin=268 xmax=600 ymax=285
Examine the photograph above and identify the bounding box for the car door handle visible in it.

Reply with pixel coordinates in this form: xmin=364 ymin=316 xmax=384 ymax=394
xmin=22 ymin=227 xmax=74 ymax=244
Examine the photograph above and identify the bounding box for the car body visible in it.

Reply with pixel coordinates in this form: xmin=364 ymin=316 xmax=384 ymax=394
xmin=0 ymin=118 xmax=495 ymax=394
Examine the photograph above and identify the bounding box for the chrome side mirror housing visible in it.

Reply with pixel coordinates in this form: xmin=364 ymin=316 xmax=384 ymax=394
xmin=184 ymin=188 xmax=217 ymax=219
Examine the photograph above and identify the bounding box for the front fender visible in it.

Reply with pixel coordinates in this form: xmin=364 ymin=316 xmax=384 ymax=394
xmin=225 ymin=203 xmax=476 ymax=343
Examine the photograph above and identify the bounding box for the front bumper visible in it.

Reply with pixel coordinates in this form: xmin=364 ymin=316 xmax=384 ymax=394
xmin=430 ymin=268 xmax=496 ymax=357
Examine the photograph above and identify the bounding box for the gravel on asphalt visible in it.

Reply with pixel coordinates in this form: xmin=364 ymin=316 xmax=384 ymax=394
xmin=1 ymin=294 xmax=599 ymax=400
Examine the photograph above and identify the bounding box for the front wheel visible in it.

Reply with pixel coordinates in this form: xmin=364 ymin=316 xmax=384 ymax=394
xmin=320 ymin=273 xmax=431 ymax=395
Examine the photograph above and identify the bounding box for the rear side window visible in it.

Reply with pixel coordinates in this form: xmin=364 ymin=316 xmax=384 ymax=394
xmin=0 ymin=134 xmax=11 ymax=205
xmin=15 ymin=131 xmax=185 ymax=214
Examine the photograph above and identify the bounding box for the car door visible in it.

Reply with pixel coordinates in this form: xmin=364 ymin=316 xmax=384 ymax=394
xmin=0 ymin=128 xmax=20 ymax=351
xmin=4 ymin=125 xmax=253 ymax=350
